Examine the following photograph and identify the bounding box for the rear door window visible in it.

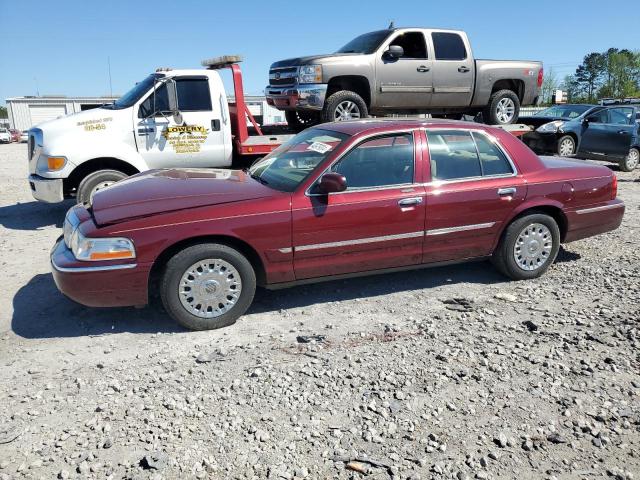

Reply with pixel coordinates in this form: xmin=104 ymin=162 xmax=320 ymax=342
xmin=609 ymin=107 xmax=633 ymax=125
xmin=432 ymin=32 xmax=467 ymax=61
xmin=426 ymin=129 xmax=514 ymax=180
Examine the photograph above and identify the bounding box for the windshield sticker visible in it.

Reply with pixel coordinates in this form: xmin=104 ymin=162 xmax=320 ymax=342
xmin=306 ymin=141 xmax=333 ymax=154
xmin=77 ymin=117 xmax=112 ymax=132
xmin=160 ymin=124 xmax=209 ymax=154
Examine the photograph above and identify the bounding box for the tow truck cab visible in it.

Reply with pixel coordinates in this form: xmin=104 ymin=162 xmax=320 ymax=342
xmin=28 ymin=56 xmax=292 ymax=204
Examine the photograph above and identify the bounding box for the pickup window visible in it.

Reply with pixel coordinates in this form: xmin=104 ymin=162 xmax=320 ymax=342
xmin=389 ymin=32 xmax=428 ymax=59
xmin=331 ymin=133 xmax=414 ymax=189
xmin=432 ymin=32 xmax=467 ymax=61
xmin=427 ymin=130 xmax=513 ymax=180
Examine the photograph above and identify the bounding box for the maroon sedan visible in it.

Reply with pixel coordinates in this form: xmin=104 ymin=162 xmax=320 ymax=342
xmin=51 ymin=120 xmax=624 ymax=330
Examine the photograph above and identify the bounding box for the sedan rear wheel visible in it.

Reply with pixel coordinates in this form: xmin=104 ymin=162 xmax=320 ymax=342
xmin=160 ymin=243 xmax=256 ymax=330
xmin=492 ymin=213 xmax=560 ymax=280
xmin=557 ymin=135 xmax=576 ymax=157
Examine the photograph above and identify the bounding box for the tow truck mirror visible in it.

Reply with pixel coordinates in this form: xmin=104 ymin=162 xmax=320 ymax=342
xmin=316 ymin=173 xmax=347 ymax=194
xmin=165 ymin=78 xmax=183 ymax=124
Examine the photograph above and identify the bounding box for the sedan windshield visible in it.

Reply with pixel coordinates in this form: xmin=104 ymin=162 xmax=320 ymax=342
xmin=534 ymin=104 xmax=593 ymax=119
xmin=336 ymin=30 xmax=392 ymax=54
xmin=102 ymin=74 xmax=163 ymax=110
xmin=248 ymin=128 xmax=349 ymax=192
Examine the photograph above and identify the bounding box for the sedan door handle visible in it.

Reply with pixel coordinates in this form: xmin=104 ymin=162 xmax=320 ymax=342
xmin=417 ymin=66 xmax=430 ymax=73
xmin=497 ymin=187 xmax=516 ymax=196
xmin=617 ymin=130 xmax=629 ymax=135
xmin=458 ymin=66 xmax=470 ymax=73
xmin=398 ymin=197 xmax=423 ymax=207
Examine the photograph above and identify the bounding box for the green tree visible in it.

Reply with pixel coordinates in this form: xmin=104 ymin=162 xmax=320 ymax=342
xmin=575 ymin=52 xmax=605 ymax=102
xmin=0 ymin=106 xmax=7 ymax=119
xmin=561 ymin=75 xmax=584 ymax=103
xmin=541 ymin=67 xmax=559 ymax=105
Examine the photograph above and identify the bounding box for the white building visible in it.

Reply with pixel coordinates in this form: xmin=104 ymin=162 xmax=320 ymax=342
xmin=6 ymin=95 xmax=284 ymax=131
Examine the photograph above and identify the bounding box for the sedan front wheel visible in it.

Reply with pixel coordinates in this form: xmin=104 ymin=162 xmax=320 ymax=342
xmin=557 ymin=135 xmax=576 ymax=157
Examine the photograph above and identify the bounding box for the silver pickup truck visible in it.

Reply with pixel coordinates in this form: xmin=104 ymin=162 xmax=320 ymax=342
xmin=266 ymin=28 xmax=543 ymax=129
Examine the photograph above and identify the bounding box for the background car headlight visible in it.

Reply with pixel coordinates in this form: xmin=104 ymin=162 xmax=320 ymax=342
xmin=536 ymin=120 xmax=564 ymax=133
xmin=299 ymin=65 xmax=322 ymax=84
xmin=71 ymin=229 xmax=136 ymax=261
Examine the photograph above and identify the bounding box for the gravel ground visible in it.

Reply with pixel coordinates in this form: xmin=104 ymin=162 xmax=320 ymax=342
xmin=0 ymin=142 xmax=638 ymax=480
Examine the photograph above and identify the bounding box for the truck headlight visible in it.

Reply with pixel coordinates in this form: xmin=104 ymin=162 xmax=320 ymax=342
xmin=70 ymin=229 xmax=136 ymax=261
xmin=299 ymin=65 xmax=322 ymax=84
xmin=536 ymin=121 xmax=564 ymax=133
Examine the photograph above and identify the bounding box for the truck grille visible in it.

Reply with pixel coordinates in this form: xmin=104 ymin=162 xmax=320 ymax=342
xmin=269 ymin=67 xmax=298 ymax=87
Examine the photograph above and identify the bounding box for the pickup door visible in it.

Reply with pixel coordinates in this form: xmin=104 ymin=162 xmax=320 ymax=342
xmin=134 ymin=76 xmax=227 ymax=168
xmin=579 ymin=107 xmax=634 ymax=158
xmin=429 ymin=31 xmax=475 ymax=108
xmin=291 ymin=131 xmax=427 ymax=279
xmin=376 ymin=31 xmax=433 ymax=108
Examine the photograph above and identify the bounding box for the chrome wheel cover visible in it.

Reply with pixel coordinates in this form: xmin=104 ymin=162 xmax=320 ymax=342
xmin=496 ymin=98 xmax=515 ymax=124
xmin=513 ymin=223 xmax=553 ymax=271
xmin=334 ymin=101 xmax=361 ymax=121
xmin=627 ymin=149 xmax=639 ymax=169
xmin=179 ymin=259 xmax=242 ymax=318
xmin=559 ymin=137 xmax=575 ymax=156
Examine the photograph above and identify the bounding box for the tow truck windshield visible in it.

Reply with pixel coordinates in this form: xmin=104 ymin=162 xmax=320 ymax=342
xmin=248 ymin=128 xmax=349 ymax=192
xmin=102 ymin=73 xmax=164 ymax=110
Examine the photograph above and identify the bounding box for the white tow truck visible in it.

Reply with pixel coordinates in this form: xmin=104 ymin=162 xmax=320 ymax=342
xmin=27 ymin=56 xmax=294 ymax=204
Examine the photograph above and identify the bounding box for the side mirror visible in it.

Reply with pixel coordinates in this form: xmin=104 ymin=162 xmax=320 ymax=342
xmin=164 ymin=78 xmax=183 ymax=124
xmin=385 ymin=45 xmax=404 ymax=59
xmin=316 ymin=172 xmax=347 ymax=194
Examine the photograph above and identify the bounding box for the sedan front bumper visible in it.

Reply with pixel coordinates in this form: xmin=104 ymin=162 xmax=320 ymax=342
xmin=51 ymin=238 xmax=150 ymax=308
xmin=265 ymin=83 xmax=328 ymax=111
xmin=522 ymin=132 xmax=559 ymax=154
xmin=29 ymin=174 xmax=64 ymax=203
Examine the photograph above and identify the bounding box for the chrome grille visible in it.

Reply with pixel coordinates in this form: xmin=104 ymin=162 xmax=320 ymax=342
xmin=269 ymin=67 xmax=298 ymax=87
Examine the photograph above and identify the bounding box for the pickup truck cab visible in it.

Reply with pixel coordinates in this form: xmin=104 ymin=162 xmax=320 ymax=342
xmin=266 ymin=28 xmax=543 ymax=129
xmin=28 ymin=57 xmax=292 ymax=204
xmin=51 ymin=119 xmax=624 ymax=331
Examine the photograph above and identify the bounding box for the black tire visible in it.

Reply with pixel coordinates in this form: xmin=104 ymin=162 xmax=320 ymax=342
xmin=483 ymin=89 xmax=520 ymax=125
xmin=160 ymin=243 xmax=256 ymax=331
xmin=556 ymin=135 xmax=576 ymax=157
xmin=492 ymin=213 xmax=560 ymax=280
xmin=321 ymin=90 xmax=368 ymax=123
xmin=619 ymin=147 xmax=639 ymax=172
xmin=285 ymin=110 xmax=320 ymax=133
xmin=76 ymin=169 xmax=128 ymax=205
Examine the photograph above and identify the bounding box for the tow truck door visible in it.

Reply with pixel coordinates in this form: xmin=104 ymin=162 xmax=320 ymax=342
xmin=134 ymin=75 xmax=229 ymax=168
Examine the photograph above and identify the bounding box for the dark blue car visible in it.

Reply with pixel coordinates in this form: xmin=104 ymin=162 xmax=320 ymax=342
xmin=521 ymin=104 xmax=639 ymax=171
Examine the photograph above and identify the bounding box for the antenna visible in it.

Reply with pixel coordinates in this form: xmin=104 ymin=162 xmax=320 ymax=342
xmin=34 ymin=77 xmax=40 ymax=96
xmin=388 ymin=20 xmax=395 ymax=29
xmin=107 ymin=56 xmax=113 ymax=97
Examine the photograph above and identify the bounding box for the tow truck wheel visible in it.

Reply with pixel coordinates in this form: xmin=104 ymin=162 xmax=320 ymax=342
xmin=285 ymin=111 xmax=320 ymax=133
xmin=322 ymin=90 xmax=368 ymax=123
xmin=77 ymin=169 xmax=128 ymax=205
xmin=620 ymin=147 xmax=639 ymax=172
xmin=483 ymin=89 xmax=520 ymax=125
xmin=160 ymin=243 xmax=256 ymax=331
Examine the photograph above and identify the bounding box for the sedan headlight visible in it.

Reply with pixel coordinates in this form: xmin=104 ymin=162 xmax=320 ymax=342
xmin=299 ymin=65 xmax=322 ymax=84
xmin=70 ymin=229 xmax=136 ymax=261
xmin=536 ymin=120 xmax=564 ymax=133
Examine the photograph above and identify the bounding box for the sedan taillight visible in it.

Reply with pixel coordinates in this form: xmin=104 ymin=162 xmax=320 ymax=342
xmin=537 ymin=68 xmax=544 ymax=89
xmin=611 ymin=174 xmax=618 ymax=199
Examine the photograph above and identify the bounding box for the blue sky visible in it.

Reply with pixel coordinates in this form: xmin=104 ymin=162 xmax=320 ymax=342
xmin=1 ymin=0 xmax=639 ymax=105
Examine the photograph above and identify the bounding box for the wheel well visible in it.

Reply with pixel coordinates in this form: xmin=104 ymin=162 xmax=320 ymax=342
xmin=509 ymin=206 xmax=568 ymax=242
xmin=491 ymin=79 xmax=525 ymax=102
xmin=327 ymin=76 xmax=371 ymax=107
xmin=148 ymin=235 xmax=267 ymax=299
xmin=64 ymin=158 xmax=140 ymax=196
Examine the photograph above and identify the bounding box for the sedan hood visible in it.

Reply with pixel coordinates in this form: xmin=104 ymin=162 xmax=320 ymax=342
xmin=518 ymin=115 xmax=570 ymax=129
xmin=91 ymin=168 xmax=274 ymax=225
xmin=270 ymin=53 xmax=360 ymax=68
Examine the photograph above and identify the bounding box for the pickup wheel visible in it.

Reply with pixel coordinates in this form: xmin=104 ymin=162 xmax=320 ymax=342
xmin=285 ymin=111 xmax=320 ymax=133
xmin=492 ymin=213 xmax=560 ymax=280
xmin=160 ymin=243 xmax=256 ymax=331
xmin=620 ymin=147 xmax=639 ymax=172
xmin=483 ymin=89 xmax=520 ymax=125
xmin=322 ymin=90 xmax=368 ymax=123
xmin=76 ymin=169 xmax=128 ymax=205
